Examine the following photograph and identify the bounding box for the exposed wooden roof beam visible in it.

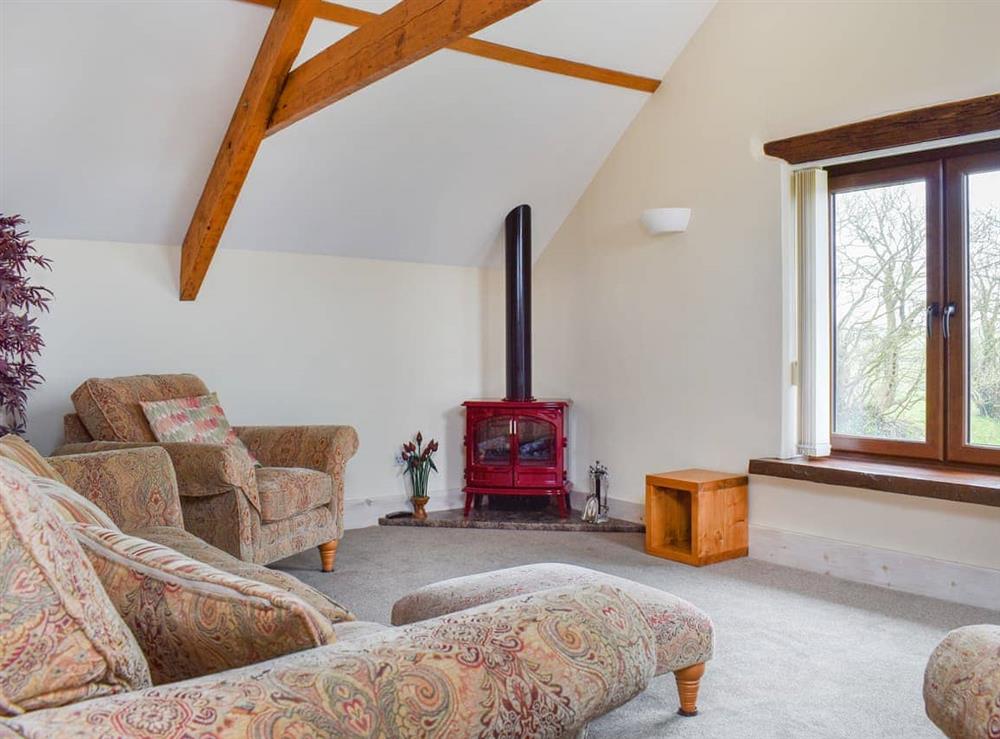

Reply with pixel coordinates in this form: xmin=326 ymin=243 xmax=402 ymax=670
xmin=267 ymin=0 xmax=541 ymax=134
xmin=241 ymin=0 xmax=660 ymax=95
xmin=446 ymin=36 xmax=659 ymax=93
xmin=181 ymin=0 xmax=538 ymax=300
xmin=180 ymin=0 xmax=316 ymax=301
xmin=764 ymin=93 xmax=1000 ymax=164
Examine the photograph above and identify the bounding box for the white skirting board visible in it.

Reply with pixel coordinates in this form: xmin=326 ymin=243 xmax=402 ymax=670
xmin=345 ymin=488 xmax=641 ymax=529
xmin=567 ymin=493 xmax=1000 ymax=610
xmin=346 ymin=488 xmax=643 ymax=530
xmin=347 ymin=490 xmax=999 ymax=610
xmin=342 ymin=488 xmax=466 ymax=530
xmin=749 ymin=524 xmax=1000 ymax=611
xmin=568 ymin=488 xmax=644 ymax=522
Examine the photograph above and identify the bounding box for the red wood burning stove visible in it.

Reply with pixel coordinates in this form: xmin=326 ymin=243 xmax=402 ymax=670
xmin=462 ymin=205 xmax=571 ymax=517
xmin=462 ymin=399 xmax=570 ymax=516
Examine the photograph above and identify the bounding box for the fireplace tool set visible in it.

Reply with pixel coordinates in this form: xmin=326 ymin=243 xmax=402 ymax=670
xmin=582 ymin=461 xmax=610 ymax=524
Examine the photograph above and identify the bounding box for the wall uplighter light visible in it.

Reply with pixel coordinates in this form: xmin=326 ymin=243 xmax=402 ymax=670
xmin=640 ymin=207 xmax=691 ymax=235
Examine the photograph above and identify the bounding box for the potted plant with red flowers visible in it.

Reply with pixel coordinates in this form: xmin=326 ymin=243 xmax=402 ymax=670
xmin=400 ymin=431 xmax=438 ymax=520
xmin=0 ymin=215 xmax=52 ymax=436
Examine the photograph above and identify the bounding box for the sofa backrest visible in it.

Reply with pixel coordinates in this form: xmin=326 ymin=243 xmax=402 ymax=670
xmin=64 ymin=413 xmax=94 ymax=443
xmin=71 ymin=374 xmax=209 ymax=442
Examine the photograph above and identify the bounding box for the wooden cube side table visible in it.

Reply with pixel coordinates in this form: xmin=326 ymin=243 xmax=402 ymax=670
xmin=645 ymin=469 xmax=748 ymax=566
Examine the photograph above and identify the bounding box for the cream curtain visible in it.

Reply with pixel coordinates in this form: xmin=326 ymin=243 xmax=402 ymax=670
xmin=792 ymin=168 xmax=831 ymax=457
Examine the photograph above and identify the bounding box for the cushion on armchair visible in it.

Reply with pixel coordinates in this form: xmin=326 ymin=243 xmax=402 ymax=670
xmin=0 ymin=459 xmax=151 ymax=715
xmin=72 ymin=524 xmax=337 ymax=684
xmin=256 ymin=466 xmax=333 ymax=522
xmin=71 ymin=374 xmax=210 ymax=442
xmin=140 ymin=392 xmax=259 ymax=466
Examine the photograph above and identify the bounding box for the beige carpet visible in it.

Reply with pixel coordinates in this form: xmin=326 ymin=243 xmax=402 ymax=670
xmin=275 ymin=525 xmax=998 ymax=738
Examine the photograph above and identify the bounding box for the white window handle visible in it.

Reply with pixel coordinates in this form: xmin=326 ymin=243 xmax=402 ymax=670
xmin=941 ymin=302 xmax=957 ymax=339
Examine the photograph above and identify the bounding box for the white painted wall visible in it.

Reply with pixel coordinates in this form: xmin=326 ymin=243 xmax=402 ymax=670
xmin=25 ymin=239 xmax=485 ymax=509
xmin=751 ymin=477 xmax=1000 ymax=572
xmin=522 ymin=0 xmax=1000 ymax=568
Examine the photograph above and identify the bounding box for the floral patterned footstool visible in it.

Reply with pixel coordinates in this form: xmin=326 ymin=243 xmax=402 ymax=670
xmin=924 ymin=624 xmax=1000 ymax=738
xmin=392 ymin=562 xmax=715 ymax=716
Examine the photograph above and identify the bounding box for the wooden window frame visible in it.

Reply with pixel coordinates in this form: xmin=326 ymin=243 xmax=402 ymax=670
xmin=826 ymin=138 xmax=1000 ymax=466
xmin=946 ymin=149 xmax=1000 ymax=466
xmin=828 ymin=161 xmax=945 ymax=460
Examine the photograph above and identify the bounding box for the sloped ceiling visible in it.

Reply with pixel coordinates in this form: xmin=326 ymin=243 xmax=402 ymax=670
xmin=1 ymin=0 xmax=714 ymax=266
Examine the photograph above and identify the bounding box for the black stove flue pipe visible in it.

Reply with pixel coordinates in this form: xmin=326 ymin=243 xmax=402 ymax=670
xmin=504 ymin=204 xmax=533 ymax=402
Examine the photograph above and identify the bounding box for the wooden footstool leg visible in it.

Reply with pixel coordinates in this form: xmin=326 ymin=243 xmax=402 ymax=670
xmin=318 ymin=540 xmax=339 ymax=572
xmin=674 ymin=663 xmax=705 ymax=717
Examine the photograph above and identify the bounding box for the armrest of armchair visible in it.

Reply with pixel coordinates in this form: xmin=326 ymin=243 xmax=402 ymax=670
xmin=47 ymin=446 xmax=184 ymax=531
xmin=55 ymin=440 xmax=259 ymax=510
xmin=233 ymin=425 xmax=359 ymax=475
xmin=3 ymin=584 xmax=656 ymax=738
xmin=924 ymin=625 xmax=1000 ymax=738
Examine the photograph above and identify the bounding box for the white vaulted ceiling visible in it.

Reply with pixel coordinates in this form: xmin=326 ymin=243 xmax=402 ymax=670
xmin=0 ymin=0 xmax=714 ymax=266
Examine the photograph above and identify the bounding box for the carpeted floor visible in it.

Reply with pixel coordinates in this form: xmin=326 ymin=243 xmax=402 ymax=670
xmin=275 ymin=526 xmax=999 ymax=738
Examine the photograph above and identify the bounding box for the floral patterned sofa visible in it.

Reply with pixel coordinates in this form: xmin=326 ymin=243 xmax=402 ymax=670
xmin=924 ymin=625 xmax=1000 ymax=738
xmin=58 ymin=373 xmax=358 ymax=571
xmin=0 ymin=441 xmax=715 ymax=737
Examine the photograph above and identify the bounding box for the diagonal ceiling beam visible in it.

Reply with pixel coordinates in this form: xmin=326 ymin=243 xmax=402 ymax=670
xmin=180 ymin=0 xmax=317 ymax=300
xmin=181 ymin=0 xmax=538 ymax=300
xmin=240 ymin=0 xmax=660 ymax=94
xmin=267 ymin=0 xmax=540 ymax=134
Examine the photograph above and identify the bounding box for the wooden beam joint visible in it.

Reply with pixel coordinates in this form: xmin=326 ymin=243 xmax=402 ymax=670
xmin=266 ymin=0 xmax=540 ymax=135
xmin=240 ymin=0 xmax=660 ymax=96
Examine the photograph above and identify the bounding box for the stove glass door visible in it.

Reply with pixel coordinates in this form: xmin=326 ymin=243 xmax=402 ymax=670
xmin=516 ymin=417 xmax=557 ymax=466
xmin=474 ymin=415 xmax=513 ymax=466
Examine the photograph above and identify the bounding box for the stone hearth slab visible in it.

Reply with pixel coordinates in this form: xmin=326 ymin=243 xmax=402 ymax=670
xmin=378 ymin=507 xmax=644 ymax=532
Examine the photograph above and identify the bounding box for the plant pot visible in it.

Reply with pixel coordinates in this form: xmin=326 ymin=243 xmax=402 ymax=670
xmin=411 ymin=496 xmax=429 ymax=520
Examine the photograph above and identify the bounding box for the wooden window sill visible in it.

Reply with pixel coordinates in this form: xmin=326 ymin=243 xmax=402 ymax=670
xmin=748 ymin=455 xmax=1000 ymax=508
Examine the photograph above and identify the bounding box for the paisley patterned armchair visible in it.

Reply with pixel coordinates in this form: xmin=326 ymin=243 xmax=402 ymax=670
xmin=56 ymin=374 xmax=358 ymax=571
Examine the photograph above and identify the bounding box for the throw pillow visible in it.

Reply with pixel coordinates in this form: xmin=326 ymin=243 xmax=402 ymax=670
xmin=0 ymin=459 xmax=151 ymax=716
xmin=0 ymin=433 xmax=66 ymax=484
xmin=140 ymin=392 xmax=259 ymax=465
xmin=72 ymin=524 xmax=336 ymax=684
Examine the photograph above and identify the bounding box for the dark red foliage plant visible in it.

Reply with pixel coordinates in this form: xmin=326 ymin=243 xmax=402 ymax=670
xmin=0 ymin=215 xmax=52 ymax=436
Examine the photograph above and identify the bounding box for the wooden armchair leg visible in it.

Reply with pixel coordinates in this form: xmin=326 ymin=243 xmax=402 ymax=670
xmin=673 ymin=663 xmax=705 ymax=717
xmin=318 ymin=540 xmax=339 ymax=572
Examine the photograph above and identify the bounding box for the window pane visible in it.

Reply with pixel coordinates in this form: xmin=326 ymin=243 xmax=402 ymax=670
xmin=833 ymin=181 xmax=927 ymax=441
xmin=967 ymin=169 xmax=1000 ymax=448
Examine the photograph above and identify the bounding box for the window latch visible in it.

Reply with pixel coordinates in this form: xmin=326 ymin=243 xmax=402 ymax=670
xmin=941 ymin=302 xmax=957 ymax=339
xmin=926 ymin=303 xmax=939 ymax=337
